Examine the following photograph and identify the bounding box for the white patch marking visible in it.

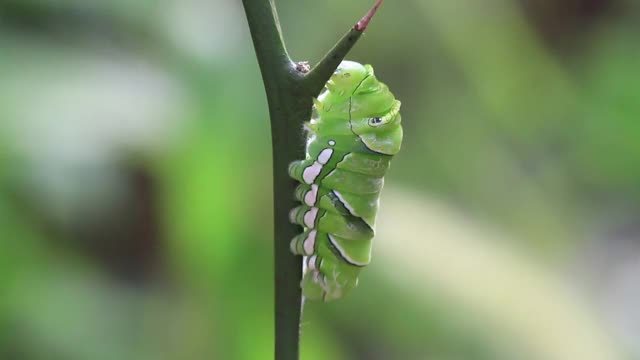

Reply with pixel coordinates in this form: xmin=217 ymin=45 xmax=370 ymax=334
xmin=304 ymin=184 xmax=319 ymax=206
xmin=328 ymin=140 xmax=336 ymax=146
xmin=333 ymin=190 xmax=358 ymax=217
xmin=328 ymin=234 xmax=367 ymax=266
xmin=308 ymin=255 xmax=318 ymax=271
xmin=304 ymin=207 xmax=319 ymax=228
xmin=303 ymin=230 xmax=317 ymax=255
xmin=302 ymin=162 xmax=323 ymax=184
xmin=317 ymin=148 xmax=334 ymax=165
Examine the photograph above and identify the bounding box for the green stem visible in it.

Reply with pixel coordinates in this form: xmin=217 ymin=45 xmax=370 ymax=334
xmin=303 ymin=29 xmax=364 ymax=96
xmin=304 ymin=0 xmax=383 ymax=95
xmin=241 ymin=1 xmax=383 ymax=359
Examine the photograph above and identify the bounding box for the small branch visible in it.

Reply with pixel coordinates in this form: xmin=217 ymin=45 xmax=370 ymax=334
xmin=303 ymin=0 xmax=383 ymax=95
xmin=303 ymin=29 xmax=363 ymax=95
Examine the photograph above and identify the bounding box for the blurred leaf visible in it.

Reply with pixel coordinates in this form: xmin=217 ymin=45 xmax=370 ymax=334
xmin=375 ymin=188 xmax=624 ymax=360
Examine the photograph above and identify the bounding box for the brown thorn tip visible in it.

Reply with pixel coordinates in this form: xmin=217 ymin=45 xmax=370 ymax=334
xmin=355 ymin=0 xmax=383 ymax=31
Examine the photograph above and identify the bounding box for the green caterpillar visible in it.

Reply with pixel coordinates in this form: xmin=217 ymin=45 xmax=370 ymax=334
xmin=288 ymin=61 xmax=403 ymax=301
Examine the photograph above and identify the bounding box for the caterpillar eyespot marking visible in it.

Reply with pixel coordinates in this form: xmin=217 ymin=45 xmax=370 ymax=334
xmin=369 ymin=117 xmax=383 ymax=126
xmin=288 ymin=61 xmax=403 ymax=302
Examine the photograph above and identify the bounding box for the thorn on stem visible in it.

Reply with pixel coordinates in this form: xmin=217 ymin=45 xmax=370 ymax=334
xmin=355 ymin=0 xmax=383 ymax=31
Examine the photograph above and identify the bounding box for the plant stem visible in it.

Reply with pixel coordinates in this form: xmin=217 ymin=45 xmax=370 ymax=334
xmin=304 ymin=0 xmax=383 ymax=94
xmin=241 ymin=1 xmax=384 ymax=359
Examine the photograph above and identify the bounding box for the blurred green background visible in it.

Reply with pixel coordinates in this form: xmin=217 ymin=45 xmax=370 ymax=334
xmin=1 ymin=0 xmax=639 ymax=359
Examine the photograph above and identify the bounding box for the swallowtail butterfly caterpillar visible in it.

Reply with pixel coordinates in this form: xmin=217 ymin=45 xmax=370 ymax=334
xmin=289 ymin=61 xmax=403 ymax=301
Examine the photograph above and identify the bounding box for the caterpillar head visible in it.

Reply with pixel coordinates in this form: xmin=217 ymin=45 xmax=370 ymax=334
xmin=350 ymin=70 xmax=403 ymax=155
xmin=325 ymin=61 xmax=372 ymax=96
xmin=322 ymin=61 xmax=403 ymax=155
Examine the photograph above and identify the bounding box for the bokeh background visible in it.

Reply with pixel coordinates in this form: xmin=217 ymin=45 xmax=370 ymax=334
xmin=1 ymin=0 xmax=639 ymax=359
